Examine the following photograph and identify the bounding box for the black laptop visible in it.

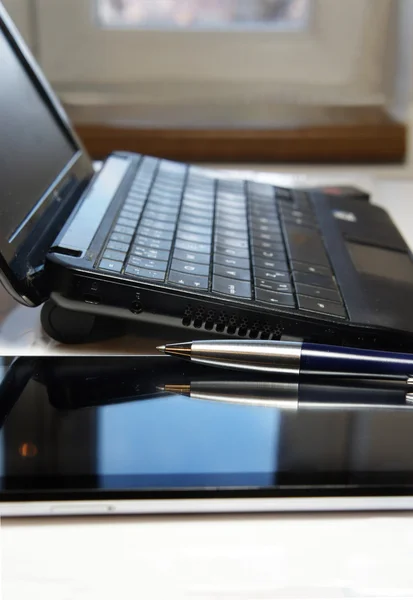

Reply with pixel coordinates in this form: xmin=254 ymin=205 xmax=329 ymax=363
xmin=2 ymin=5 xmax=413 ymax=349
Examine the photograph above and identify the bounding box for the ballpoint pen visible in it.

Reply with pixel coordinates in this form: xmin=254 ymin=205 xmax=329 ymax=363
xmin=157 ymin=339 xmax=413 ymax=381
xmin=160 ymin=379 xmax=413 ymax=411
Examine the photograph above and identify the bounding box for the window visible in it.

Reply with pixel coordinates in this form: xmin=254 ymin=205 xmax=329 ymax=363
xmin=96 ymin=0 xmax=309 ymax=30
xmin=3 ymin=0 xmax=406 ymax=125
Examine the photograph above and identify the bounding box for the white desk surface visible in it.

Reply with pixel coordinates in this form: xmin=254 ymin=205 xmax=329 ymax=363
xmin=3 ymin=166 xmax=413 ymax=598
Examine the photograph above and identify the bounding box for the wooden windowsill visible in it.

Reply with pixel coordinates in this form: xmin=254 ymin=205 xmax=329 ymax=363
xmin=69 ymin=105 xmax=407 ymax=164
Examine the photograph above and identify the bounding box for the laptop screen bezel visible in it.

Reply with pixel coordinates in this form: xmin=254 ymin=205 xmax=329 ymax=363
xmin=0 ymin=5 xmax=95 ymax=306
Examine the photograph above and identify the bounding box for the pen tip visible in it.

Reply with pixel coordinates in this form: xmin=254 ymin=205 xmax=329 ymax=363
xmin=156 ymin=345 xmax=166 ymax=353
xmin=156 ymin=385 xmax=166 ymax=392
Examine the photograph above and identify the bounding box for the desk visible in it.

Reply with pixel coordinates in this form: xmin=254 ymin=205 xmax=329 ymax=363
xmin=3 ymin=167 xmax=413 ymax=598
xmin=3 ymin=513 xmax=413 ymax=597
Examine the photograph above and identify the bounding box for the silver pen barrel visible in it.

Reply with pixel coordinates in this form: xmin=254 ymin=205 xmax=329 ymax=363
xmin=188 ymin=380 xmax=299 ymax=410
xmin=189 ymin=340 xmax=302 ymax=374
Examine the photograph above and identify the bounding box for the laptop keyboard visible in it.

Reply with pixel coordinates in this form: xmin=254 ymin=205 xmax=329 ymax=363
xmin=97 ymin=157 xmax=347 ymax=320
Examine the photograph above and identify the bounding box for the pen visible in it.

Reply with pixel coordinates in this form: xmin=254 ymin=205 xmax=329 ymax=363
xmin=157 ymin=340 xmax=413 ymax=380
xmin=160 ymin=379 xmax=413 ymax=411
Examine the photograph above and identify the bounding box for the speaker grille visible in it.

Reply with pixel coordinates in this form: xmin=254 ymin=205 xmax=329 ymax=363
xmin=182 ymin=305 xmax=284 ymax=339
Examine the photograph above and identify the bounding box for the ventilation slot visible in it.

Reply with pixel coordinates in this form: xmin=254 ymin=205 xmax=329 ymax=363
xmin=181 ymin=305 xmax=284 ymax=339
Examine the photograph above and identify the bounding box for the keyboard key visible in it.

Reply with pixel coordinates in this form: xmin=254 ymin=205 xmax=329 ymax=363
xmin=134 ymin=236 xmax=172 ymax=251
xmin=255 ymin=268 xmax=290 ymax=282
xmin=295 ymin=282 xmax=342 ymax=303
xmin=168 ymin=271 xmax=209 ymax=290
xmin=177 ymin=222 xmax=212 ymax=235
xmin=253 ymin=237 xmax=284 ymax=249
xmin=284 ymin=224 xmax=330 ymax=267
xmin=149 ymin=194 xmax=181 ymax=207
xmin=120 ymin=209 xmax=141 ymax=220
xmin=218 ymin=200 xmax=245 ymax=210
xmin=255 ymin=279 xmax=293 ymax=294
xmin=114 ymin=224 xmax=135 ymax=236
xmin=297 ymin=295 xmax=346 ymax=319
xmin=216 ymin=221 xmax=248 ymax=235
xmin=177 ymin=232 xmax=212 ymax=245
xmin=103 ymin=249 xmax=127 ymax=262
xmin=127 ymin=191 xmax=145 ymax=201
xmin=215 ymin=227 xmax=248 ymax=239
xmin=179 ymin=214 xmax=212 ymax=227
xmin=143 ymin=209 xmax=178 ymax=221
xmin=181 ymin=207 xmax=213 ymax=219
xmin=124 ymin=201 xmax=144 ymax=212
xmin=138 ymin=227 xmax=174 ymax=241
xmin=251 ymin=216 xmax=274 ymax=226
xmin=141 ymin=218 xmax=176 ymax=232
xmin=117 ymin=217 xmax=136 ymax=227
xmin=182 ymin=194 xmax=213 ymax=206
xmin=131 ymin=247 xmax=169 ymax=261
xmin=125 ymin=197 xmax=145 ymax=206
xmin=214 ymin=254 xmax=250 ymax=269
xmin=127 ymin=257 xmax=168 ymax=271
xmin=252 ymin=224 xmax=281 ymax=235
xmin=251 ymin=224 xmax=281 ymax=236
xmin=256 ymin=289 xmax=295 ymax=308
xmin=216 ymin=201 xmax=246 ymax=212
xmin=184 ymin=200 xmax=213 ymax=211
xmin=125 ymin=266 xmax=166 ymax=281
xmin=252 ymin=231 xmax=283 ymax=244
xmin=291 ymin=261 xmax=332 ymax=277
xmin=215 ymin=219 xmax=248 ymax=233
xmin=99 ymin=259 xmax=123 ymax=273
xmin=107 ymin=240 xmax=129 ymax=253
xmin=293 ymin=271 xmax=337 ymax=290
xmin=214 ymin=245 xmax=249 ymax=259
xmin=170 ymin=257 xmax=209 ymax=275
xmin=110 ymin=232 xmax=132 ymax=245
xmin=173 ymin=249 xmax=211 ymax=265
xmin=214 ymin=236 xmax=249 ymax=250
xmin=175 ymin=240 xmax=211 ymax=254
xmin=250 ymin=206 xmax=277 ymax=217
xmin=253 ymin=258 xmax=288 ymax=271
xmin=252 ymin=249 xmax=287 ymax=262
xmin=214 ymin=264 xmax=250 ymax=281
xmin=213 ymin=275 xmax=252 ymax=299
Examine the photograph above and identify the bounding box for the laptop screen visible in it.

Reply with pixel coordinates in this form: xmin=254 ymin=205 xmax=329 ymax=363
xmin=0 ymin=27 xmax=77 ymax=247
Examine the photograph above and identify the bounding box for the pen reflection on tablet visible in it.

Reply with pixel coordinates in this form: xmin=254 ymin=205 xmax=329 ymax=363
xmin=159 ymin=380 xmax=413 ymax=411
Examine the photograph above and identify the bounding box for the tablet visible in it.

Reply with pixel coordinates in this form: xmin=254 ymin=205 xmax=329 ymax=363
xmin=1 ymin=355 xmax=413 ymax=517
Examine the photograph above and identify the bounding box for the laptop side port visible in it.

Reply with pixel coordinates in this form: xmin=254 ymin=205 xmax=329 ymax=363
xmin=83 ymin=294 xmax=101 ymax=305
xmin=130 ymin=301 xmax=143 ymax=314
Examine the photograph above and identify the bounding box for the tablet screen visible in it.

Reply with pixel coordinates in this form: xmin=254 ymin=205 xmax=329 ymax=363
xmin=1 ymin=356 xmax=413 ymax=501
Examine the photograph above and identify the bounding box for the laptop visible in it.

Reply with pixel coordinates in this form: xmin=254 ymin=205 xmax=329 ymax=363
xmin=2 ymin=5 xmax=413 ymax=349
xmin=3 ymin=354 xmax=413 ymax=517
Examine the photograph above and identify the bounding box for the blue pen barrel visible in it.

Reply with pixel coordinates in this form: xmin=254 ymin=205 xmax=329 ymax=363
xmin=298 ymin=380 xmax=408 ymax=407
xmin=301 ymin=343 xmax=413 ymax=379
